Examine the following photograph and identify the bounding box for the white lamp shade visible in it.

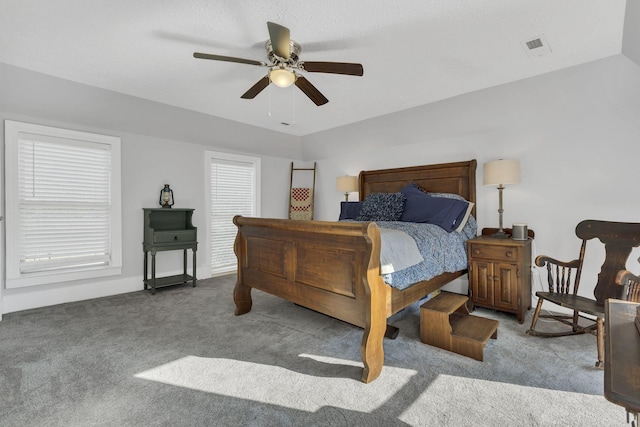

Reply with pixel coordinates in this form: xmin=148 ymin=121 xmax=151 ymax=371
xmin=269 ymin=68 xmax=296 ymax=88
xmin=336 ymin=175 xmax=358 ymax=193
xmin=483 ymin=159 xmax=521 ymax=186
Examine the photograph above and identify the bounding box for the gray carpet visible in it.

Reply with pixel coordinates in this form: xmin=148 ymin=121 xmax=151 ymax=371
xmin=0 ymin=274 xmax=628 ymax=426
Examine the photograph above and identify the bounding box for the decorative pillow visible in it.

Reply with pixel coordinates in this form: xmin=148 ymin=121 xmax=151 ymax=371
xmin=356 ymin=193 xmax=406 ymax=221
xmin=339 ymin=201 xmax=364 ymax=220
xmin=399 ymin=184 xmax=473 ymax=232
xmin=429 ymin=192 xmax=475 ymax=232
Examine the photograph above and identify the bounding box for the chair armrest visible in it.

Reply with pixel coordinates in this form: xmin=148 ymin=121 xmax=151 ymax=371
xmin=535 ymin=255 xmax=582 ymax=269
xmin=615 ymin=270 xmax=640 ymax=286
xmin=615 ymin=270 xmax=640 ymax=302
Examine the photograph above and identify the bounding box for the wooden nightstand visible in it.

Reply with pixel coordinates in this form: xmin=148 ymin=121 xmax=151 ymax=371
xmin=467 ymin=230 xmax=532 ymax=324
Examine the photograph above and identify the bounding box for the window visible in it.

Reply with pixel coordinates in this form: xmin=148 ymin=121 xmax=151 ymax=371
xmin=4 ymin=120 xmax=122 ymax=288
xmin=207 ymin=152 xmax=260 ymax=275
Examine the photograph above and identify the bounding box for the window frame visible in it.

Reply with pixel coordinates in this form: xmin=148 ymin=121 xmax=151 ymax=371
xmin=205 ymin=151 xmax=261 ymax=276
xmin=4 ymin=120 xmax=122 ymax=288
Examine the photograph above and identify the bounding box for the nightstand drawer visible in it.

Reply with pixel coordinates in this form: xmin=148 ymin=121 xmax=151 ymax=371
xmin=154 ymin=230 xmax=196 ymax=243
xmin=468 ymin=243 xmax=519 ymax=262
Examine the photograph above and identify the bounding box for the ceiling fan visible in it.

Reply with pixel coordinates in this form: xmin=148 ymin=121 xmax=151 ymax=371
xmin=193 ymin=22 xmax=364 ymax=106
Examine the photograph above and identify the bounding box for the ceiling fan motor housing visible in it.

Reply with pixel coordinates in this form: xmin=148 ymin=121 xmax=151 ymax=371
xmin=266 ymin=39 xmax=301 ymax=64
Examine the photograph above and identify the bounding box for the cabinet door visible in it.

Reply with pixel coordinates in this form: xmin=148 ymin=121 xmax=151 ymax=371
xmin=470 ymin=260 xmax=493 ymax=306
xmin=493 ymin=262 xmax=519 ymax=311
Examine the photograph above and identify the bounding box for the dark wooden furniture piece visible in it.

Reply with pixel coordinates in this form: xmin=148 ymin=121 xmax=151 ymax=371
xmin=420 ymin=291 xmax=498 ymax=361
xmin=233 ymin=160 xmax=476 ymax=383
xmin=143 ymin=208 xmax=197 ymax=295
xmin=604 ymin=299 xmax=640 ymax=426
xmin=526 ymin=220 xmax=640 ymax=368
xmin=616 ymin=269 xmax=640 ymax=303
xmin=467 ymin=233 xmax=532 ymax=323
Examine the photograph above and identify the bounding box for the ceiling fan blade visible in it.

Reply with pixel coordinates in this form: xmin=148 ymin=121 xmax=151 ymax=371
xmin=267 ymin=22 xmax=290 ymax=60
xmin=299 ymin=61 xmax=364 ymax=76
xmin=193 ymin=52 xmax=266 ymax=67
xmin=295 ymin=76 xmax=329 ymax=106
xmin=240 ymin=76 xmax=271 ymax=99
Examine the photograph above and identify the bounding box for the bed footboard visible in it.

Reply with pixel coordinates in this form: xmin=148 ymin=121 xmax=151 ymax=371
xmin=233 ymin=215 xmax=389 ymax=383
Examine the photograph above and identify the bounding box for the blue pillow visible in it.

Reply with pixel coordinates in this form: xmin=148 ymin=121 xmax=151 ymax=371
xmin=399 ymin=184 xmax=471 ymax=232
xmin=339 ymin=201 xmax=364 ymax=220
xmin=356 ymin=193 xmax=406 ymax=221
xmin=429 ymin=192 xmax=475 ymax=232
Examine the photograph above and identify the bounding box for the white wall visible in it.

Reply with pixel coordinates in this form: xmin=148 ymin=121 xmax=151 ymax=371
xmin=0 ymin=62 xmax=303 ymax=160
xmin=305 ymin=54 xmax=640 ymax=299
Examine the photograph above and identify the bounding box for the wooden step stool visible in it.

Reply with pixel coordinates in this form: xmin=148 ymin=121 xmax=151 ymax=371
xmin=420 ymin=291 xmax=499 ymax=361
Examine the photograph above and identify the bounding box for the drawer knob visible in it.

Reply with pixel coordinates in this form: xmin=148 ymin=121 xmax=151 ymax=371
xmin=474 ymin=249 xmax=480 ymax=255
xmin=174 ymin=235 xmax=178 ymax=241
xmin=505 ymin=251 xmax=512 ymax=257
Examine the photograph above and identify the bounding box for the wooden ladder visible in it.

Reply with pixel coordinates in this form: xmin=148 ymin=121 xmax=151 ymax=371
xmin=420 ymin=291 xmax=499 ymax=361
xmin=288 ymin=162 xmax=317 ymax=220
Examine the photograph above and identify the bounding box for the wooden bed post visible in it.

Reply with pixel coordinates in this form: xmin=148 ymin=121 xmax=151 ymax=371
xmin=360 ymin=222 xmax=387 ymax=383
xmin=233 ymin=216 xmax=252 ymax=316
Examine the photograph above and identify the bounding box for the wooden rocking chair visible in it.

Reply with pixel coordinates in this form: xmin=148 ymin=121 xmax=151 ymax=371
xmin=615 ymin=269 xmax=640 ymax=302
xmin=526 ymin=220 xmax=640 ymax=368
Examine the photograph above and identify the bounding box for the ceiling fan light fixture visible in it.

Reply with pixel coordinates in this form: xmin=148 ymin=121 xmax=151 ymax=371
xmin=269 ymin=68 xmax=296 ymax=88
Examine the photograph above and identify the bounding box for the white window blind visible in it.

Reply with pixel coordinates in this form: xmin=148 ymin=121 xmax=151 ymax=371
xmin=4 ymin=120 xmax=122 ymax=288
xmin=209 ymin=155 xmax=259 ymax=275
xmin=18 ymin=135 xmax=111 ymax=273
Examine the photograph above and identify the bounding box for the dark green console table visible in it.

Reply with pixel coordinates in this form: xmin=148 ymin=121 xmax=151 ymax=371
xmin=143 ymin=208 xmax=197 ymax=294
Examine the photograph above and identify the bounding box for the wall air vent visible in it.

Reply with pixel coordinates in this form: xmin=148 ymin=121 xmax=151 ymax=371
xmin=526 ymin=39 xmax=543 ymax=50
xmin=521 ymin=34 xmax=552 ymax=57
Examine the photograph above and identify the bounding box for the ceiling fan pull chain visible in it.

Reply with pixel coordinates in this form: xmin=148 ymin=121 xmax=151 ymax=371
xmin=290 ymin=86 xmax=296 ymax=125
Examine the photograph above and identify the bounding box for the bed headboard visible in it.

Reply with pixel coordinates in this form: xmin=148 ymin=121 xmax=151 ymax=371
xmin=358 ymin=160 xmax=477 ymax=218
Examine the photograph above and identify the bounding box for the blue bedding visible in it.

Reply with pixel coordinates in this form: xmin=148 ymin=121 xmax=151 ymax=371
xmin=376 ymin=215 xmax=477 ymax=290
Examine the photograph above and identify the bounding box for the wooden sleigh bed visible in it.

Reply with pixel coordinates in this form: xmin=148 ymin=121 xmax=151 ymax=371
xmin=233 ymin=160 xmax=477 ymax=383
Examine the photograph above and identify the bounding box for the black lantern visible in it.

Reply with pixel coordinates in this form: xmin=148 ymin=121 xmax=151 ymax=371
xmin=159 ymin=184 xmax=174 ymax=208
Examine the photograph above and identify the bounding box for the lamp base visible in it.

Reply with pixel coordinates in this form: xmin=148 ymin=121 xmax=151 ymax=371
xmin=490 ymin=230 xmax=510 ymax=239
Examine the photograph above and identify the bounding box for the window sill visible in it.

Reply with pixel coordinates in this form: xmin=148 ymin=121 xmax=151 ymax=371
xmin=6 ymin=265 xmax=123 ymax=289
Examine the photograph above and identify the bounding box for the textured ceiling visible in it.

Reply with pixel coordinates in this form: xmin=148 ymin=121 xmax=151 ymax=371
xmin=0 ymin=1 xmax=628 ymax=136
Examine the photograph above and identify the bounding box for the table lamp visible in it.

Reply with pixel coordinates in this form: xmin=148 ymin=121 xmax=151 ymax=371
xmin=336 ymin=176 xmax=358 ymax=201
xmin=483 ymin=159 xmax=520 ymax=238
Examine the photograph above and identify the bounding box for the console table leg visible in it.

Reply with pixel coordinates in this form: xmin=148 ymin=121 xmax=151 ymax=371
xmin=151 ymin=251 xmax=157 ymax=295
xmin=192 ymin=248 xmax=197 ymax=287
xmin=183 ymin=249 xmax=187 ymax=278
xmin=143 ymin=251 xmax=148 ymax=290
